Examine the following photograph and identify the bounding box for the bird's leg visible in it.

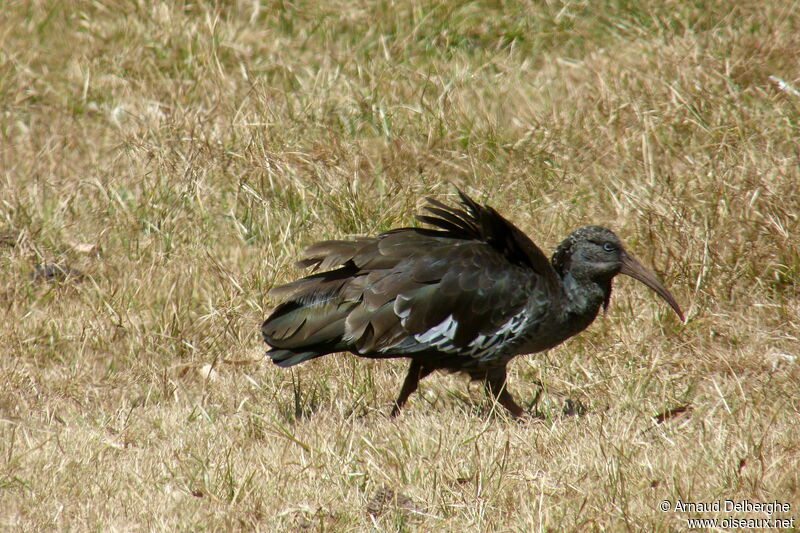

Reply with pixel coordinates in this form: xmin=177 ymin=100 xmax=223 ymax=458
xmin=391 ymin=360 xmax=433 ymax=417
xmin=485 ymin=368 xmax=525 ymax=418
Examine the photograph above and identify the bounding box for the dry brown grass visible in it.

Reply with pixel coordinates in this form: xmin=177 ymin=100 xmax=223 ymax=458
xmin=1 ymin=0 xmax=799 ymax=530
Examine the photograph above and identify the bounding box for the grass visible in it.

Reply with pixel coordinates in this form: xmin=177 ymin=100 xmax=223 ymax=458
xmin=1 ymin=0 xmax=799 ymax=530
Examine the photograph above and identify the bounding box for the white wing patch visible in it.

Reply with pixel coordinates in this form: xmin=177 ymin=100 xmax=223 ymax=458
xmin=412 ymin=314 xmax=458 ymax=345
xmin=496 ymin=313 xmax=525 ymax=335
xmin=475 ymin=311 xmax=528 ymax=360
xmin=399 ymin=308 xmax=530 ymax=358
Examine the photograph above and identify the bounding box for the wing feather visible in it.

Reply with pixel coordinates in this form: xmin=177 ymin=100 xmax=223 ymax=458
xmin=263 ymin=190 xmax=559 ymax=362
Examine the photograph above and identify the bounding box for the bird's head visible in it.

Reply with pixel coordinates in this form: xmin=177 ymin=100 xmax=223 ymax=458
xmin=553 ymin=226 xmax=684 ymax=321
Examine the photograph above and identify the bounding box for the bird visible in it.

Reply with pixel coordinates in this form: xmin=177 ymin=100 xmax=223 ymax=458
xmin=262 ymin=190 xmax=684 ymax=417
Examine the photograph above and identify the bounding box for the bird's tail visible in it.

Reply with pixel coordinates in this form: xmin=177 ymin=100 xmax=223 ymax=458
xmin=267 ymin=348 xmax=325 ymax=368
xmin=261 ymin=294 xmax=355 ymax=367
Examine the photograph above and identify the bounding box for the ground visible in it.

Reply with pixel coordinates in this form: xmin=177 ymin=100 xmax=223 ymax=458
xmin=1 ymin=0 xmax=798 ymax=530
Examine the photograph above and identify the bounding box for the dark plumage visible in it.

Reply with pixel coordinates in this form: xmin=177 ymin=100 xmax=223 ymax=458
xmin=262 ymin=191 xmax=684 ymax=417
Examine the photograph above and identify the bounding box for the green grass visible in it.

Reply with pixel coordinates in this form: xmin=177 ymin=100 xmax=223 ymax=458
xmin=1 ymin=0 xmax=799 ymax=530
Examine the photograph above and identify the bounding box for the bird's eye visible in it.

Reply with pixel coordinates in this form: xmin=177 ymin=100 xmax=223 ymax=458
xmin=602 ymin=242 xmax=616 ymax=252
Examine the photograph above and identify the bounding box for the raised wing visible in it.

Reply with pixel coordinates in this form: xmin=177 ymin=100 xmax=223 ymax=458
xmin=417 ymin=190 xmax=557 ymax=285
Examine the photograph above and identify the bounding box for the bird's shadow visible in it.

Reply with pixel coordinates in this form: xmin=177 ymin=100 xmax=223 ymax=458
xmin=272 ymin=373 xmax=324 ymax=423
xmin=430 ymin=384 xmax=590 ymax=423
xmin=275 ymin=374 xmax=590 ymax=423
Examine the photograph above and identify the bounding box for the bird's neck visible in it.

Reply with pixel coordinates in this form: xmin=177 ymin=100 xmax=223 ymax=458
xmin=510 ymin=271 xmax=611 ymax=356
xmin=560 ymin=271 xmax=611 ymax=320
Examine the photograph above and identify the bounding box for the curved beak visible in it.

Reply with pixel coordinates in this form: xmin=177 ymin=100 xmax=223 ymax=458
xmin=620 ymin=252 xmax=685 ymax=322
